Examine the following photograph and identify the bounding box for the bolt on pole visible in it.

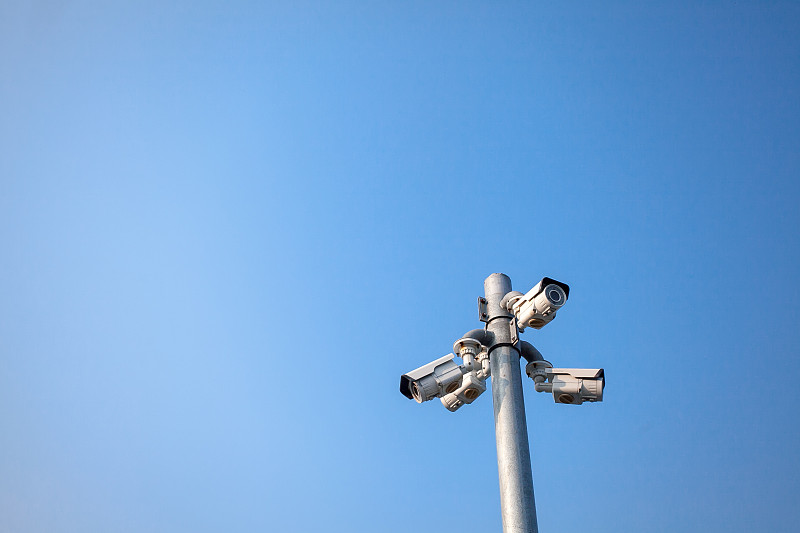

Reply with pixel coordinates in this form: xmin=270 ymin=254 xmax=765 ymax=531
xmin=485 ymin=273 xmax=538 ymax=533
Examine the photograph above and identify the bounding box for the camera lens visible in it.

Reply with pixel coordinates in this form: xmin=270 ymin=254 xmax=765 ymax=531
xmin=410 ymin=382 xmax=422 ymax=402
xmin=544 ymin=284 xmax=566 ymax=306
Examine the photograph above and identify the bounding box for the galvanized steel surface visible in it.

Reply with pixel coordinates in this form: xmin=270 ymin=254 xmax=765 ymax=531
xmin=485 ymin=273 xmax=539 ymax=533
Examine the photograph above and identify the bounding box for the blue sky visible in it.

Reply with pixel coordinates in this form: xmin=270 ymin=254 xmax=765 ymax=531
xmin=1 ymin=2 xmax=799 ymax=532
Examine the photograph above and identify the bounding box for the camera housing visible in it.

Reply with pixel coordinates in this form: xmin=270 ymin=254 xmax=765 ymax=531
xmin=400 ymin=338 xmax=492 ymax=411
xmin=509 ymin=277 xmax=570 ymax=330
xmin=441 ymin=372 xmax=487 ymax=412
xmin=400 ymin=354 xmax=463 ymax=403
xmin=544 ymin=368 xmax=604 ymax=405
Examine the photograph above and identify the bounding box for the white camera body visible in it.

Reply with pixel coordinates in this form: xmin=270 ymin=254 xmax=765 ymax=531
xmin=441 ymin=372 xmax=487 ymax=412
xmin=544 ymin=368 xmax=604 ymax=405
xmin=400 ymin=339 xmax=491 ymax=411
xmin=510 ymin=278 xmax=570 ymax=330
xmin=400 ymin=354 xmax=463 ymax=403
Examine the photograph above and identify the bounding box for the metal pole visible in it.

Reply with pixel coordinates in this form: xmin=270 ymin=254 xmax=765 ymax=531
xmin=485 ymin=273 xmax=538 ymax=533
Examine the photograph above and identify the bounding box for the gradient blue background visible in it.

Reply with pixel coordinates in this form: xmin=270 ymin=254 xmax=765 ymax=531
xmin=2 ymin=2 xmax=799 ymax=532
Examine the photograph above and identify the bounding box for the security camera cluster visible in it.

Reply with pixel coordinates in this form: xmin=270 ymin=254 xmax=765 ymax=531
xmin=400 ymin=338 xmax=490 ymax=412
xmin=399 ymin=277 xmax=604 ymax=410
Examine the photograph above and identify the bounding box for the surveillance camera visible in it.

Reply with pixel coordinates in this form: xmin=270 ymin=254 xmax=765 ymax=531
xmin=441 ymin=372 xmax=487 ymax=412
xmin=509 ymin=277 xmax=570 ymax=330
xmin=400 ymin=354 xmax=463 ymax=403
xmin=535 ymin=368 xmax=604 ymax=405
